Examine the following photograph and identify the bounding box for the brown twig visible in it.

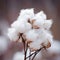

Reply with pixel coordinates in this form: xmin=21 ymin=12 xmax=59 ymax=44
xmin=22 ymin=37 xmax=26 ymax=60
xmin=25 ymin=42 xmax=28 ymax=60
xmin=20 ymin=33 xmax=26 ymax=60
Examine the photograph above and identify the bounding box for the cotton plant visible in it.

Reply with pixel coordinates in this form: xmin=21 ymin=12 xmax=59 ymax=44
xmin=7 ymin=8 xmax=53 ymax=60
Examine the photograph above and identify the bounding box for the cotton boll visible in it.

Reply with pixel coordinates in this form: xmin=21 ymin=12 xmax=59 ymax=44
xmin=33 ymin=11 xmax=46 ymax=22
xmin=13 ymin=52 xmax=24 ymax=60
xmin=37 ymin=29 xmax=52 ymax=46
xmin=39 ymin=32 xmax=53 ymax=48
xmin=29 ymin=36 xmax=51 ymax=51
xmin=38 ymin=30 xmax=53 ymax=48
xmin=43 ymin=20 xmax=53 ymax=30
xmin=32 ymin=11 xmax=46 ymax=29
xmin=13 ymin=22 xmax=32 ymax=33
xmin=28 ymin=29 xmax=53 ymax=51
xmin=10 ymin=22 xmax=32 ymax=41
xmin=23 ymin=29 xmax=39 ymax=43
xmin=7 ymin=28 xmax=19 ymax=41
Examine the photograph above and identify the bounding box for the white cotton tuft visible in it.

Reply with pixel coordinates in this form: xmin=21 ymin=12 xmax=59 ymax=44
xmin=35 ymin=29 xmax=47 ymax=39
xmin=38 ymin=29 xmax=53 ymax=48
xmin=11 ymin=21 xmax=32 ymax=33
xmin=38 ymin=31 xmax=53 ymax=48
xmin=20 ymin=8 xmax=34 ymax=21
xmin=33 ymin=19 xmax=45 ymax=29
xmin=23 ymin=29 xmax=39 ymax=42
xmin=25 ymin=23 xmax=32 ymax=32
xmin=35 ymin=29 xmax=52 ymax=41
xmin=43 ymin=20 xmax=53 ymax=30
xmin=34 ymin=11 xmax=46 ymax=20
xmin=32 ymin=11 xmax=47 ymax=29
xmin=18 ymin=22 xmax=32 ymax=33
xmin=13 ymin=52 xmax=24 ymax=60
xmin=29 ymin=39 xmax=43 ymax=51
xmin=7 ymin=28 xmax=19 ymax=41
xmin=11 ymin=20 xmax=25 ymax=33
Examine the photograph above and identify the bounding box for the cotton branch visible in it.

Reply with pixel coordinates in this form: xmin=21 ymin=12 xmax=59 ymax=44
xmin=7 ymin=8 xmax=53 ymax=60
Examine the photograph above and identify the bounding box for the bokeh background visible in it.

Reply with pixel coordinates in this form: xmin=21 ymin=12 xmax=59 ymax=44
xmin=0 ymin=0 xmax=60 ymax=60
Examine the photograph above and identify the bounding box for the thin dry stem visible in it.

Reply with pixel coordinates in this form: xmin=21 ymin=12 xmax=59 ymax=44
xmin=29 ymin=49 xmax=31 ymax=60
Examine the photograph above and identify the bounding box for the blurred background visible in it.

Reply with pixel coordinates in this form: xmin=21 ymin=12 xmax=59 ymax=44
xmin=0 ymin=0 xmax=60 ymax=60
